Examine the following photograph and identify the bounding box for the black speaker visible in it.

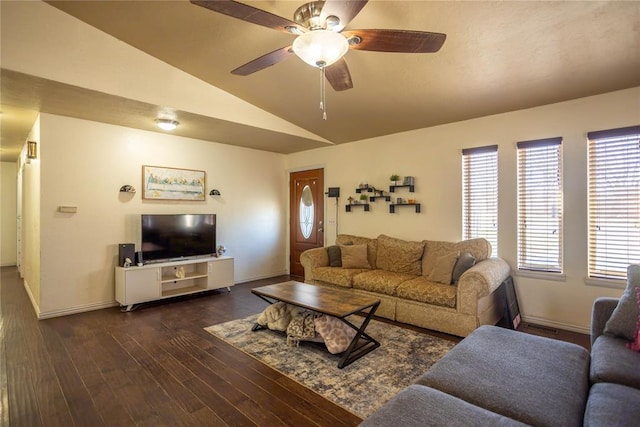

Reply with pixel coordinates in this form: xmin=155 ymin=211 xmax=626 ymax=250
xmin=118 ymin=243 xmax=135 ymax=267
xmin=135 ymin=251 xmax=144 ymax=266
xmin=327 ymin=187 xmax=340 ymax=198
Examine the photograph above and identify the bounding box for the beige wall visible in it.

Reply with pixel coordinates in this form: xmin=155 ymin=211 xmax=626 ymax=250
xmin=34 ymin=113 xmax=287 ymax=317
xmin=286 ymin=87 xmax=640 ymax=333
xmin=20 ymin=116 xmax=42 ymax=310
xmin=1 ymin=162 xmax=18 ymax=266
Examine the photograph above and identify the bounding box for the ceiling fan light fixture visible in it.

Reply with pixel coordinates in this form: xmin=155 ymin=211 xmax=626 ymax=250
xmin=292 ymin=29 xmax=349 ymax=68
xmin=155 ymin=118 xmax=179 ymax=131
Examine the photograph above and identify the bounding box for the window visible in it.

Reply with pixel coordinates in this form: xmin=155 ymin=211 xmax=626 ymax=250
xmin=588 ymin=125 xmax=640 ymax=280
xmin=517 ymin=138 xmax=563 ymax=273
xmin=462 ymin=145 xmax=498 ymax=256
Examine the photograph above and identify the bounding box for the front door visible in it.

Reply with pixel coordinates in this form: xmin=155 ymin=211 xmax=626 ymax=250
xmin=289 ymin=169 xmax=324 ymax=279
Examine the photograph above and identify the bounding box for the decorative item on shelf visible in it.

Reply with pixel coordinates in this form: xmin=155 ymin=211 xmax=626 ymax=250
xmin=27 ymin=141 xmax=38 ymax=159
xmin=119 ymin=185 xmax=136 ymax=193
xmin=175 ymin=266 xmax=186 ymax=279
xmin=408 ymin=199 xmax=416 ymax=204
xmin=403 ymin=176 xmax=415 ymax=185
xmin=209 ymin=189 xmax=221 ymax=196
xmin=396 ymin=197 xmax=405 ymax=204
xmin=359 ymin=194 xmax=368 ymax=202
xmin=217 ymin=245 xmax=226 ymax=257
xmin=389 ymin=174 xmax=401 ymax=185
xmin=347 ymin=196 xmax=355 ymax=205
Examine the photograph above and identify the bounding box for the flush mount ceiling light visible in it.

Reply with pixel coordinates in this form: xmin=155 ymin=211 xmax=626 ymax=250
xmin=155 ymin=118 xmax=179 ymax=131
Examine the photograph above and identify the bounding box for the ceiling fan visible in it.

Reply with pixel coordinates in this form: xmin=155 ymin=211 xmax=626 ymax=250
xmin=190 ymin=0 xmax=446 ymax=92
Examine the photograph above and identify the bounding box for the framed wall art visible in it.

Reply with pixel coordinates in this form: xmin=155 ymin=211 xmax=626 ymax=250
xmin=142 ymin=165 xmax=206 ymax=201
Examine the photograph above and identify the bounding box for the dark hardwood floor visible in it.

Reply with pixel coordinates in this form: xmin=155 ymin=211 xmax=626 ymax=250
xmin=0 ymin=266 xmax=590 ymax=426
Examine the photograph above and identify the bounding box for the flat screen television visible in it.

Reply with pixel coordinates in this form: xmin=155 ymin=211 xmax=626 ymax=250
xmin=141 ymin=214 xmax=216 ymax=264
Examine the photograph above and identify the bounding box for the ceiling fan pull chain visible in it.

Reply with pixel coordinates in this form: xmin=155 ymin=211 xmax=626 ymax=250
xmin=320 ymin=66 xmax=327 ymax=120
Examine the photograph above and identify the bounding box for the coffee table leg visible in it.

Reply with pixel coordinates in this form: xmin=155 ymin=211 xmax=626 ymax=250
xmin=338 ymin=301 xmax=381 ymax=369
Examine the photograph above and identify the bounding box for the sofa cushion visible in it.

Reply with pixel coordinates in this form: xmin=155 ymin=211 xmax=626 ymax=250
xmin=360 ymin=384 xmax=527 ymax=427
xmin=340 ymin=244 xmax=371 ymax=269
xmin=326 ymin=245 xmax=342 ymax=267
xmin=353 ymin=270 xmax=415 ymax=296
xmin=397 ymin=277 xmax=457 ymax=308
xmin=417 ymin=325 xmax=590 ymax=427
xmin=590 ymin=334 xmax=640 ymax=389
xmin=604 ymin=264 xmax=640 ymax=341
xmin=452 ymin=252 xmax=476 ymax=284
xmin=375 ymin=234 xmax=425 ymax=275
xmin=312 ymin=267 xmax=368 ymax=288
xmin=427 ymin=252 xmax=459 ymax=284
xmin=336 ymin=234 xmax=378 ymax=269
xmin=584 ymin=383 xmax=640 ymax=427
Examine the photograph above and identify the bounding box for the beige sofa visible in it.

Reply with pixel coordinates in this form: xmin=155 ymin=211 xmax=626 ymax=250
xmin=300 ymin=234 xmax=511 ymax=337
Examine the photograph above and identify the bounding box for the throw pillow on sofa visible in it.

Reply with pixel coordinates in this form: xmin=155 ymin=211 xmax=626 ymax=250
xmin=605 ymin=264 xmax=640 ymax=342
xmin=340 ymin=244 xmax=371 ymax=269
xmin=326 ymin=245 xmax=342 ymax=267
xmin=451 ymin=252 xmax=476 ymax=284
xmin=375 ymin=234 xmax=425 ymax=275
xmin=427 ymin=252 xmax=459 ymax=285
xmin=627 ymin=287 xmax=640 ymax=352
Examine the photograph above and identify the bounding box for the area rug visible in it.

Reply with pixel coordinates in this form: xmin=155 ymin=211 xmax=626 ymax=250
xmin=205 ymin=314 xmax=456 ymax=418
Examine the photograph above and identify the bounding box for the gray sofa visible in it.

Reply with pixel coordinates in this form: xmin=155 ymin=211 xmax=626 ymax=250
xmin=361 ymin=264 xmax=640 ymax=426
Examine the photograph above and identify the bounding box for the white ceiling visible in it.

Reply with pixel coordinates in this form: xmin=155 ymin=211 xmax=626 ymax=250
xmin=2 ymin=0 xmax=639 ymax=162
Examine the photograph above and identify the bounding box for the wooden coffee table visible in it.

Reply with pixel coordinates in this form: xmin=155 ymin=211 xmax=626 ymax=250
xmin=251 ymin=281 xmax=381 ymax=368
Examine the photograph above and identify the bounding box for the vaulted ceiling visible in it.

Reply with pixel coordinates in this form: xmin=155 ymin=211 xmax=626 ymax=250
xmin=2 ymin=0 xmax=639 ymax=161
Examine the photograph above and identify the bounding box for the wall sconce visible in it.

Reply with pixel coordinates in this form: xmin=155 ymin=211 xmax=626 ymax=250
xmin=119 ymin=185 xmax=136 ymax=193
xmin=209 ymin=189 xmax=221 ymax=196
xmin=27 ymin=141 xmax=37 ymax=159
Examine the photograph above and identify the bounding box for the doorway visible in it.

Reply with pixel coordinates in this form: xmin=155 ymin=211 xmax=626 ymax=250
xmin=289 ymin=168 xmax=324 ymax=279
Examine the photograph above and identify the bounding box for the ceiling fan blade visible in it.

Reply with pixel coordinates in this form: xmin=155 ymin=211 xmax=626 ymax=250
xmin=343 ymin=29 xmax=446 ymax=53
xmin=190 ymin=0 xmax=305 ymax=34
xmin=231 ymin=46 xmax=294 ymax=76
xmin=325 ymin=58 xmax=353 ymax=91
xmin=320 ymin=0 xmax=368 ymax=29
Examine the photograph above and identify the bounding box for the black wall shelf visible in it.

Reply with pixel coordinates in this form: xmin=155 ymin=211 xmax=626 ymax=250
xmin=355 ymin=186 xmax=374 ymax=193
xmin=346 ymin=204 xmax=370 ymax=212
xmin=389 ymin=185 xmax=415 ymax=193
xmin=370 ymin=195 xmax=391 ymax=202
xmin=389 ymin=203 xmax=421 ymax=213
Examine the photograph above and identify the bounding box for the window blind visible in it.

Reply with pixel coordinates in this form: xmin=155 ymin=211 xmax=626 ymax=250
xmin=588 ymin=125 xmax=640 ymax=280
xmin=517 ymin=137 xmax=563 ymax=273
xmin=462 ymin=145 xmax=498 ymax=256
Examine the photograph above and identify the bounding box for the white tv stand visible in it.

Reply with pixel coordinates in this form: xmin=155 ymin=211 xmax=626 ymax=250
xmin=115 ymin=256 xmax=234 ymax=311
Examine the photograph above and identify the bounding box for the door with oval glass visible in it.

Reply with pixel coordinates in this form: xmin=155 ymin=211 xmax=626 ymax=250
xmin=289 ymin=168 xmax=324 ymax=279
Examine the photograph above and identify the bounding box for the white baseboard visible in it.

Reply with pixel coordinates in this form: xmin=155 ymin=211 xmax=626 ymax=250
xmin=234 ymin=269 xmax=290 ymax=284
xmin=38 ymin=301 xmax=119 ymax=320
xmin=521 ymin=314 xmax=590 ymax=335
xmin=22 ymin=280 xmax=40 ymax=314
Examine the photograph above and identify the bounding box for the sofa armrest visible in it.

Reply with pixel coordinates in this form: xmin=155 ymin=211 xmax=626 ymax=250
xmin=299 ymin=247 xmax=329 ymax=283
xmin=591 ymin=297 xmax=619 ymax=347
xmin=457 ymin=258 xmax=511 ymax=315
